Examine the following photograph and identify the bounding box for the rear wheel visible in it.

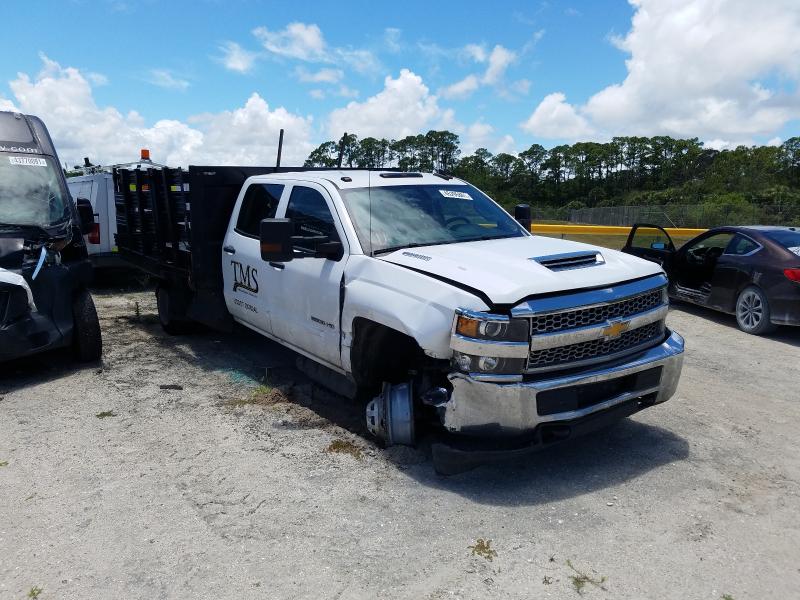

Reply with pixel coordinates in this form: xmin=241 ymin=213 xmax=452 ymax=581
xmin=72 ymin=289 xmax=102 ymax=361
xmin=156 ymin=285 xmax=194 ymax=335
xmin=735 ymin=286 xmax=776 ymax=335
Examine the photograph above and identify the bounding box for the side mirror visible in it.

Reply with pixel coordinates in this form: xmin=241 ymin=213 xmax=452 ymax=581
xmin=514 ymin=204 xmax=532 ymax=232
xmin=260 ymin=218 xmax=294 ymax=262
xmin=75 ymin=197 xmax=95 ymax=234
xmin=315 ymin=241 xmax=343 ymax=260
xmin=651 ymin=241 xmax=667 ymax=250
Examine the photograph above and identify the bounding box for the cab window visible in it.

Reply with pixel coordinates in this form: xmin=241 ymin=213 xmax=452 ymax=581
xmin=235 ymin=183 xmax=284 ymax=238
xmin=285 ymin=186 xmax=341 ymax=254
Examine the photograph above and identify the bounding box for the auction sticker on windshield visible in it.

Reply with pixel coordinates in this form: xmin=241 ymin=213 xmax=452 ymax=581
xmin=9 ymin=156 xmax=47 ymax=167
xmin=439 ymin=189 xmax=472 ymax=200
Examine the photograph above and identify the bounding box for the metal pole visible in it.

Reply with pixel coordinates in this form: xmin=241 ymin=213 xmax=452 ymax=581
xmin=276 ymin=129 xmax=284 ymax=168
xmin=337 ymin=132 xmax=347 ymax=168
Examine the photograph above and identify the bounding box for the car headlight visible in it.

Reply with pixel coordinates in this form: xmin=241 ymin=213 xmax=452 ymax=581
xmin=455 ymin=312 xmax=528 ymax=342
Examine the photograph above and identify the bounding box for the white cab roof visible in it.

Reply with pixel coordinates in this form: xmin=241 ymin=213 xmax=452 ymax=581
xmin=246 ymin=170 xmax=469 ymax=189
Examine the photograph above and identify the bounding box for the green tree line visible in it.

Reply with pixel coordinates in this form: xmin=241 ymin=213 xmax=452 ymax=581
xmin=305 ymin=132 xmax=800 ymax=225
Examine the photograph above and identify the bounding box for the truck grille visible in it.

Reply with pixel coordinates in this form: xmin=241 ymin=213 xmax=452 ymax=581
xmin=529 ymin=288 xmax=664 ymax=335
xmin=528 ymin=321 xmax=664 ymax=371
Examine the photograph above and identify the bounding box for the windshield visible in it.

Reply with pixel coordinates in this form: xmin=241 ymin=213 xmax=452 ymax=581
xmin=339 ymin=184 xmax=525 ymax=254
xmin=0 ymin=154 xmax=70 ymax=228
xmin=763 ymin=229 xmax=800 ymax=257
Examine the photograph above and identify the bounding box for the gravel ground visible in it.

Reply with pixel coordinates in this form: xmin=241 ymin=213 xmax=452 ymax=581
xmin=1 ymin=287 xmax=799 ymax=600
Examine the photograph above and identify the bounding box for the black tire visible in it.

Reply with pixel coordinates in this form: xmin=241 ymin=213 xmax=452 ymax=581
xmin=72 ymin=289 xmax=103 ymax=361
xmin=735 ymin=285 xmax=777 ymax=335
xmin=156 ymin=285 xmax=193 ymax=335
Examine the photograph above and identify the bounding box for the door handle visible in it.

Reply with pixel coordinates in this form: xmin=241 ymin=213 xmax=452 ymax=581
xmin=223 ymin=245 xmax=236 ymax=254
xmin=269 ymin=262 xmax=285 ymax=270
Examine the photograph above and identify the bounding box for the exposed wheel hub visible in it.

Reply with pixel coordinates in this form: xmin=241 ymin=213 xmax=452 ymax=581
xmin=366 ymin=381 xmax=415 ymax=446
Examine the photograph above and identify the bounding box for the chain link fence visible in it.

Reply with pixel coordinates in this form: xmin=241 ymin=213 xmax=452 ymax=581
xmin=569 ymin=205 xmax=800 ymax=228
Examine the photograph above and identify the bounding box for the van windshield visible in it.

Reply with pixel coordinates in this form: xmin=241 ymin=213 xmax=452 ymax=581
xmin=339 ymin=184 xmax=525 ymax=255
xmin=0 ymin=154 xmax=70 ymax=229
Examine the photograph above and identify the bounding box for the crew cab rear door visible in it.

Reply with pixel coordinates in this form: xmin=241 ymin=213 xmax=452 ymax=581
xmin=622 ymin=223 xmax=676 ymax=273
xmin=222 ymin=181 xmax=286 ymax=334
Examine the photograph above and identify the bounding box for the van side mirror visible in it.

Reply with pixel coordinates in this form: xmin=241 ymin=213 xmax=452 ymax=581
xmin=260 ymin=218 xmax=294 ymax=262
xmin=514 ymin=204 xmax=532 ymax=232
xmin=75 ymin=197 xmax=95 ymax=234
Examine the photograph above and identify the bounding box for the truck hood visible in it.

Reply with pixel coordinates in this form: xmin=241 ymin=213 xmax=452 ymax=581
xmin=378 ymin=235 xmax=663 ymax=305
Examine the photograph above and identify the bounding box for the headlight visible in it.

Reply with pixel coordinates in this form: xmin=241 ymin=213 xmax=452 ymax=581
xmin=455 ymin=312 xmax=528 ymax=342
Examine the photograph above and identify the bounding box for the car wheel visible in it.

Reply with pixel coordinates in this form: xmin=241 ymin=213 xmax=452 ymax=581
xmin=156 ymin=285 xmax=193 ymax=335
xmin=72 ymin=288 xmax=103 ymax=361
xmin=735 ymin=286 xmax=776 ymax=335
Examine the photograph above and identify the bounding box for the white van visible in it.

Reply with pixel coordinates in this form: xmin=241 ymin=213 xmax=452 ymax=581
xmin=67 ymin=171 xmax=117 ymax=267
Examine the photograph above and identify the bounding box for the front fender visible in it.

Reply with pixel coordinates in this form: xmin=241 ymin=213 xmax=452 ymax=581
xmin=341 ymin=255 xmax=489 ymax=371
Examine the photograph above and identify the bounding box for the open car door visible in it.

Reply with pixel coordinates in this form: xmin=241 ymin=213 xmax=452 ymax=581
xmin=622 ymin=223 xmax=676 ymax=274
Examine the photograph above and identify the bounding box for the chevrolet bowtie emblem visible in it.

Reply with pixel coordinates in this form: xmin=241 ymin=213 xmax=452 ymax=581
xmin=602 ymin=320 xmax=631 ymax=339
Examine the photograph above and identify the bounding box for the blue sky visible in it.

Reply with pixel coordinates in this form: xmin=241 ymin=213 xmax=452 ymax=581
xmin=1 ymin=0 xmax=798 ymax=166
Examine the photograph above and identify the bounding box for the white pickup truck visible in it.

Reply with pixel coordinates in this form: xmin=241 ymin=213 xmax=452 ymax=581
xmin=114 ymin=166 xmax=684 ymax=471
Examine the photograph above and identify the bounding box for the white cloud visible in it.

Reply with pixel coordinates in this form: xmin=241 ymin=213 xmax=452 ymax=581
xmin=522 ymin=0 xmax=800 ymax=143
xmin=0 ymin=95 xmax=17 ymax=111
xmin=327 ymin=69 xmax=443 ymax=139
xmin=463 ymin=44 xmax=487 ymax=63
xmin=295 ymin=67 xmax=343 ymax=84
xmin=463 ymin=121 xmax=495 ymax=154
xmin=336 ymin=84 xmax=359 ymax=99
xmin=252 ymin=21 xmax=379 ymax=74
xmin=481 ymin=45 xmax=516 ymax=85
xmin=441 ymin=43 xmax=518 ymax=100
xmin=309 ymin=89 xmax=326 ymax=100
xmin=440 ymin=75 xmax=480 ymax=100
xmin=520 ymin=92 xmax=594 ymax=139
xmin=5 ymin=55 xmax=314 ymax=167
xmin=384 ymin=28 xmax=402 ymax=53
xmin=86 ymin=72 xmax=108 ymax=86
xmin=461 ymin=121 xmax=517 ymax=155
xmin=217 ymin=41 xmax=258 ymax=74
xmin=510 ymin=79 xmax=531 ymax=95
xmin=253 ymin=22 xmax=328 ymax=62
xmin=147 ymin=69 xmax=190 ymax=91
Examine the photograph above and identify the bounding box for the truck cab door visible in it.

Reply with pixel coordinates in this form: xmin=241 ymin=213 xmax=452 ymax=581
xmin=622 ymin=224 xmax=676 ymax=275
xmin=266 ymin=182 xmax=348 ymax=369
xmin=222 ymin=182 xmax=286 ymax=335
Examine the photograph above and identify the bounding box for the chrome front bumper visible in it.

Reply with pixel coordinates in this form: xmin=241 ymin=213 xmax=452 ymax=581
xmin=441 ymin=330 xmax=684 ymax=437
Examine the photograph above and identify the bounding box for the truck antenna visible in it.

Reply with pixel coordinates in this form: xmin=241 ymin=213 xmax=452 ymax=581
xmin=337 ymin=132 xmax=347 ymax=169
xmin=276 ymin=128 xmax=284 ymax=168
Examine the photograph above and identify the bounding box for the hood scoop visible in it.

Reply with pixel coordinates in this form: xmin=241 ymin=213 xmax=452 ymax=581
xmin=532 ymin=250 xmax=605 ymax=271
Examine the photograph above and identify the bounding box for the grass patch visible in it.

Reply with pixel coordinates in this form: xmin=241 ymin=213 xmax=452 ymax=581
xmin=0 ymin=460 xmax=8 ymax=467
xmin=722 ymin=595 xmax=735 ymax=600
xmin=27 ymin=587 xmax=43 ymax=598
xmin=468 ymin=538 xmax=498 ymax=561
xmin=324 ymin=439 xmax=363 ymax=460
xmin=225 ymin=384 xmax=288 ymax=408
xmin=566 ymin=560 xmax=607 ymax=595
xmin=95 ymin=411 xmax=117 ymax=419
